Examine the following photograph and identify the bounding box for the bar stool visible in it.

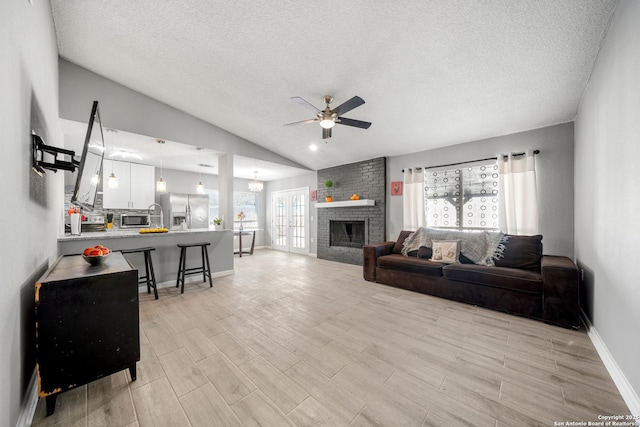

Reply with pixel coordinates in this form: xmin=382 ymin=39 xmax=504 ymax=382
xmin=176 ymin=242 xmax=212 ymax=294
xmin=120 ymin=247 xmax=159 ymax=300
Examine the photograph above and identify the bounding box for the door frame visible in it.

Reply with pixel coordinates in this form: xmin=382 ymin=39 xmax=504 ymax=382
xmin=271 ymin=187 xmax=309 ymax=255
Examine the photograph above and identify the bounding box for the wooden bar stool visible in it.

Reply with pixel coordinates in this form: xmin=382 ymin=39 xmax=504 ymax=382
xmin=120 ymin=247 xmax=158 ymax=299
xmin=176 ymin=242 xmax=212 ymax=294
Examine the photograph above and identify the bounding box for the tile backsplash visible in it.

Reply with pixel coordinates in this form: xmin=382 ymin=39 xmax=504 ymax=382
xmin=64 ymin=187 xmax=149 ymax=228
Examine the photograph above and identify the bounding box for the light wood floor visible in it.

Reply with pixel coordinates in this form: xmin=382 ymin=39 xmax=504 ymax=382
xmin=32 ymin=249 xmax=630 ymax=426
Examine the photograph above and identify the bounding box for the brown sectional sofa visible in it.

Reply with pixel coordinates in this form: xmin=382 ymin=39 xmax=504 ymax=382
xmin=363 ymin=231 xmax=580 ymax=329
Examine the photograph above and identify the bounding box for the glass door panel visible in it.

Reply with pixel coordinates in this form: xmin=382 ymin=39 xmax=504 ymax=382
xmin=271 ymin=188 xmax=308 ymax=254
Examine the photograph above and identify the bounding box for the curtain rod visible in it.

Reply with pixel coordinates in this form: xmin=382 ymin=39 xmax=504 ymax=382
xmin=402 ymin=149 xmax=539 ymax=173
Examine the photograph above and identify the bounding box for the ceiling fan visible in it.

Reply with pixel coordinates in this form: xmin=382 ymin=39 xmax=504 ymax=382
xmin=285 ymin=95 xmax=372 ymax=139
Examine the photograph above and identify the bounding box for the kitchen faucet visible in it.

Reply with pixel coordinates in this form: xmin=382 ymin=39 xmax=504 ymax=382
xmin=148 ymin=203 xmax=164 ymax=229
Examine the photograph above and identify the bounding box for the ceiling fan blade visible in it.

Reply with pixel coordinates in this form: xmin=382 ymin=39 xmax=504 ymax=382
xmin=322 ymin=127 xmax=332 ymax=139
xmin=332 ymin=96 xmax=365 ymax=116
xmin=336 ymin=117 xmax=372 ymax=129
xmin=284 ymin=118 xmax=317 ymax=126
xmin=291 ymin=96 xmax=321 ymax=114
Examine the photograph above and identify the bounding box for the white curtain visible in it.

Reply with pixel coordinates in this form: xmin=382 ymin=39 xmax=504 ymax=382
xmin=403 ymin=168 xmax=426 ymax=230
xmin=497 ymin=150 xmax=539 ymax=235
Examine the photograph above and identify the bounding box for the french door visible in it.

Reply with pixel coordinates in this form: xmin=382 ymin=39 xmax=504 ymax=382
xmin=271 ymin=188 xmax=309 ymax=255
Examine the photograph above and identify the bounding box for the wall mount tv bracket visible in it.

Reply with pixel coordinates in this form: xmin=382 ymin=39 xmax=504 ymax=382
xmin=32 ymin=132 xmax=79 ymax=176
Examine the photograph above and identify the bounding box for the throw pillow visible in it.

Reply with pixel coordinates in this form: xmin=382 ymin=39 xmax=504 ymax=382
xmin=393 ymin=230 xmax=414 ymax=254
xmin=417 ymin=246 xmax=432 ymax=259
xmin=430 ymin=240 xmax=461 ymax=264
xmin=494 ymin=234 xmax=543 ymax=272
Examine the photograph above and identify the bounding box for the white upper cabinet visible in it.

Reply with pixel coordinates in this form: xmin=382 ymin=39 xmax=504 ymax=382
xmin=103 ymin=160 xmax=155 ymax=210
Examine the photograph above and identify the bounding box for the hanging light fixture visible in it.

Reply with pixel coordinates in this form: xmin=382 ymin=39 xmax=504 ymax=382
xmin=196 ymin=170 xmax=205 ymax=194
xmin=106 ymin=129 xmax=118 ymax=189
xmin=195 ymin=148 xmax=205 ymax=194
xmin=248 ymin=171 xmax=263 ymax=192
xmin=156 ymin=139 xmax=167 ymax=192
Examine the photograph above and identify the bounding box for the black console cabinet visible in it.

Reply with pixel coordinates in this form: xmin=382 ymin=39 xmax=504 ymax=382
xmin=35 ymin=252 xmax=139 ymax=416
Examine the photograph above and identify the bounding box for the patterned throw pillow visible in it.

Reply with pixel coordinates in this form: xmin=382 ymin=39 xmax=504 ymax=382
xmin=430 ymin=240 xmax=461 ymax=264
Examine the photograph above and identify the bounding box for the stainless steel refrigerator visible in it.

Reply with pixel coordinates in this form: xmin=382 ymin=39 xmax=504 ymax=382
xmin=160 ymin=193 xmax=210 ymax=230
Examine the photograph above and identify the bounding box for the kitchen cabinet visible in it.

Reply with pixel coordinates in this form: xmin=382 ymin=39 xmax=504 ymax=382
xmin=35 ymin=252 xmax=139 ymax=416
xmin=103 ymin=159 xmax=155 ymax=209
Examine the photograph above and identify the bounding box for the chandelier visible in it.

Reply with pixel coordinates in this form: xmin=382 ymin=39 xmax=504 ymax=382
xmin=248 ymin=171 xmax=263 ymax=192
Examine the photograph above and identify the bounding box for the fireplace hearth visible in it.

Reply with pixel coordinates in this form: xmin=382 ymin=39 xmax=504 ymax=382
xmin=330 ymin=220 xmax=366 ymax=248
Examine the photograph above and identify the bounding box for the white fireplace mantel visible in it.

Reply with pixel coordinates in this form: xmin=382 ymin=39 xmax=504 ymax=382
xmin=315 ymin=199 xmax=375 ymax=208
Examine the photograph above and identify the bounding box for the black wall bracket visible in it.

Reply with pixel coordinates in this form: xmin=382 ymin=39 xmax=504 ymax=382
xmin=32 ymin=133 xmax=79 ymax=176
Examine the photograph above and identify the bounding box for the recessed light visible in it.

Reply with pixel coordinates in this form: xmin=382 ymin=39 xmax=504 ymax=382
xmin=309 ymin=144 xmax=318 ymax=151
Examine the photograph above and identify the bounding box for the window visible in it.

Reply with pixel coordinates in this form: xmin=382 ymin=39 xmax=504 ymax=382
xmin=205 ymin=190 xmax=259 ymax=228
xmin=425 ymin=163 xmax=499 ymax=230
xmin=206 ymin=190 xmax=219 ymax=223
xmin=234 ymin=191 xmax=258 ymax=229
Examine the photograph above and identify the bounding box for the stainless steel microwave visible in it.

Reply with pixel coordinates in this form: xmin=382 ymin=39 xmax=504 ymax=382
xmin=120 ymin=214 xmax=150 ymax=228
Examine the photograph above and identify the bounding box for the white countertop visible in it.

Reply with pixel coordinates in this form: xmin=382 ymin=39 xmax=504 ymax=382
xmin=58 ymin=228 xmax=231 ymax=242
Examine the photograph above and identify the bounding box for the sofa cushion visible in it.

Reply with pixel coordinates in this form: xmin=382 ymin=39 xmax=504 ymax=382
xmin=495 ymin=235 xmax=543 ymax=272
xmin=392 ymin=231 xmax=413 ymax=254
xmin=378 ymin=254 xmax=444 ymax=277
xmin=442 ymin=264 xmax=542 ymax=293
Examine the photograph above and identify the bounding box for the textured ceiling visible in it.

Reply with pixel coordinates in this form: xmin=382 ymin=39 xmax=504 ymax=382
xmin=50 ymin=0 xmax=616 ymax=172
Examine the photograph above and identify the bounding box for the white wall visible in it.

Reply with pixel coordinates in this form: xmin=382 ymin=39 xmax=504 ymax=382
xmin=0 ymin=1 xmax=62 ymax=425
xmin=574 ymin=0 xmax=640 ymax=413
xmin=387 ymin=123 xmax=575 ymax=258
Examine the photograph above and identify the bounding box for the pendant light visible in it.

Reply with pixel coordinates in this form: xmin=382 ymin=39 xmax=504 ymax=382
xmin=195 ymin=148 xmax=205 ymax=193
xmin=156 ymin=139 xmax=167 ymax=192
xmin=248 ymin=171 xmax=263 ymax=192
xmin=196 ymin=169 xmax=205 ymax=194
xmin=106 ymin=129 xmax=118 ymax=189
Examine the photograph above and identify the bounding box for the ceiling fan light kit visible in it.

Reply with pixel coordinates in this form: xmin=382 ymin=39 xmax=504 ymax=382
xmin=319 ymin=118 xmax=335 ymax=129
xmin=285 ymin=95 xmax=371 ymax=139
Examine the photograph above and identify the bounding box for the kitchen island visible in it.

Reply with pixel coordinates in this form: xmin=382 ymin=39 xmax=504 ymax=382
xmin=58 ymin=229 xmax=234 ymax=290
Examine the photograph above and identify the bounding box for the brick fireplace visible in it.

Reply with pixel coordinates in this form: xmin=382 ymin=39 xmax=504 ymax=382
xmin=317 ymin=157 xmax=386 ymax=265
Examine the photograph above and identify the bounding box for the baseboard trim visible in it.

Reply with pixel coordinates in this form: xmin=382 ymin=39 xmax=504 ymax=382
xmin=581 ymin=309 xmax=640 ymax=417
xmin=16 ymin=368 xmax=38 ymax=427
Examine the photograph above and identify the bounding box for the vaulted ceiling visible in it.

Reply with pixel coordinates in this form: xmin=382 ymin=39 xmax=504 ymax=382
xmin=51 ymin=0 xmax=616 ymax=172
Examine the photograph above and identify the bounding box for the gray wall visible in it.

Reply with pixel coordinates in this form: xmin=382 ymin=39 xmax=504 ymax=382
xmin=575 ymin=0 xmax=640 ymax=410
xmin=386 ymin=122 xmax=576 ymax=258
xmin=153 ymin=168 xmax=219 ymax=198
xmin=58 ymin=59 xmax=309 ymax=171
xmin=0 ymin=1 xmax=62 ymax=425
